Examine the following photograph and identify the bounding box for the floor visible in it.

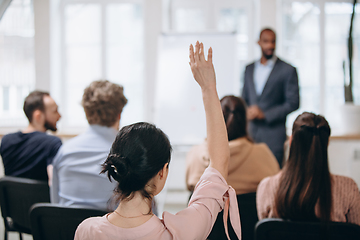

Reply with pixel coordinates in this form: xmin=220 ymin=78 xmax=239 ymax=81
xmin=4 ymin=231 xmax=33 ymax=240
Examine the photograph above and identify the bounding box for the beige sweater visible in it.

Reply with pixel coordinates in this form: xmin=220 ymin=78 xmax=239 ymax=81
xmin=185 ymin=137 xmax=280 ymax=194
xmin=256 ymin=172 xmax=360 ymax=225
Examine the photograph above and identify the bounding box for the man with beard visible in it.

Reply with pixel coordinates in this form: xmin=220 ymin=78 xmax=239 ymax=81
xmin=0 ymin=91 xmax=62 ymax=184
xmin=242 ymin=28 xmax=299 ymax=167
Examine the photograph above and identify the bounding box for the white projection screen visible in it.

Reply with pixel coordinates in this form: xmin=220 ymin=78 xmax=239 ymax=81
xmin=155 ymin=32 xmax=239 ymax=145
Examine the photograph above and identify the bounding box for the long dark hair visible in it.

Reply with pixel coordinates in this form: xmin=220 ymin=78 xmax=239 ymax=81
xmin=274 ymin=112 xmax=332 ymax=222
xmin=220 ymin=95 xmax=250 ymax=141
xmin=101 ymin=122 xmax=172 ymax=204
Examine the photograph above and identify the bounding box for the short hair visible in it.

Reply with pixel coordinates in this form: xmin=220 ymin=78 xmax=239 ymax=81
xmin=259 ymin=28 xmax=276 ymax=39
xmin=23 ymin=91 xmax=50 ymax=123
xmin=82 ymin=80 xmax=128 ymax=127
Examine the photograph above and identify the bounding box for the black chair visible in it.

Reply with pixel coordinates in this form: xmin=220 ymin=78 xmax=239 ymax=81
xmin=255 ymin=218 xmax=360 ymax=240
xmin=207 ymin=192 xmax=258 ymax=240
xmin=0 ymin=176 xmax=50 ymax=240
xmin=30 ymin=203 xmax=109 ymax=240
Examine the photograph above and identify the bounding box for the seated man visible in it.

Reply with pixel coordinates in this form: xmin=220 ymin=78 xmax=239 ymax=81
xmin=0 ymin=91 xmax=62 ymax=183
xmin=51 ymin=80 xmax=128 ymax=211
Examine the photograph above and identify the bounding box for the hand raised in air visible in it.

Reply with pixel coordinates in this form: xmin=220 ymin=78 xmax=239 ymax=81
xmin=189 ymin=41 xmax=216 ymax=92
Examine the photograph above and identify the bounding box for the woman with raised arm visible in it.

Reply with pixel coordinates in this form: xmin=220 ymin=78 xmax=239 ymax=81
xmin=74 ymin=42 xmax=241 ymax=240
xmin=256 ymin=112 xmax=360 ymax=225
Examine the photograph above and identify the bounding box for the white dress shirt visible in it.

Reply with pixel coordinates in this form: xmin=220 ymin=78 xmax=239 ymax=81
xmin=253 ymin=55 xmax=277 ymax=96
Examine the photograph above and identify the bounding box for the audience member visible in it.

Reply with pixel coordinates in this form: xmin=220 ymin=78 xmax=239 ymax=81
xmin=51 ymin=80 xmax=127 ymax=210
xmin=256 ymin=112 xmax=360 ymax=225
xmin=186 ymin=95 xmax=279 ymax=194
xmin=0 ymin=91 xmax=62 ymax=183
xmin=74 ymin=42 xmax=241 ymax=240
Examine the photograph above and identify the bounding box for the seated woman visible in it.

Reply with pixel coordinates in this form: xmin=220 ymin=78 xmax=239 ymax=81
xmin=74 ymin=42 xmax=241 ymax=240
xmin=256 ymin=112 xmax=360 ymax=224
xmin=186 ymin=95 xmax=280 ymax=194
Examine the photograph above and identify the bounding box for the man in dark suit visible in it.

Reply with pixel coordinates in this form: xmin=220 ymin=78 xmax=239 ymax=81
xmin=242 ymin=28 xmax=299 ymax=167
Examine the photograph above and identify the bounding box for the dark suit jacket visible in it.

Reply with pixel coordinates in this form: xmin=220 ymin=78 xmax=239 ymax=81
xmin=242 ymin=58 xmax=299 ymax=156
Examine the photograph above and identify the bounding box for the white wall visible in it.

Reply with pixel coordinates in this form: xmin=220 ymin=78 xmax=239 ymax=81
xmin=259 ymin=0 xmax=277 ymax=30
xmin=34 ymin=0 xmax=51 ymax=92
xmin=328 ymin=138 xmax=360 ymax=187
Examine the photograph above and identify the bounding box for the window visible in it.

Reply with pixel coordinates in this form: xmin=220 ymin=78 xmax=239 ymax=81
xmin=217 ymin=6 xmax=253 ymax=92
xmin=325 ymin=2 xmax=360 ymax=129
xmin=0 ymin=0 xmax=34 ymax=127
xmin=61 ymin=1 xmax=144 ymax=131
xmin=279 ymin=1 xmax=321 ymax=130
xmin=168 ymin=0 xmax=257 ymax=94
xmin=279 ymin=0 xmax=360 ymax=132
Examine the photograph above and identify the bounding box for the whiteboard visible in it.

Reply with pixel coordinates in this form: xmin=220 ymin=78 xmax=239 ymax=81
xmin=154 ymin=33 xmax=239 ymax=145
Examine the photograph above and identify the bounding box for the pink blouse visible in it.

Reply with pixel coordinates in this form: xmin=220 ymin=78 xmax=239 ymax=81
xmin=74 ymin=167 xmax=241 ymax=240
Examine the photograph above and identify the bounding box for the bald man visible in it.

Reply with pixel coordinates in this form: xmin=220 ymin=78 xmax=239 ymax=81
xmin=242 ymin=28 xmax=299 ymax=167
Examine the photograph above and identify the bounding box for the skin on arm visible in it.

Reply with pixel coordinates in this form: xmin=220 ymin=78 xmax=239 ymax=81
xmin=47 ymin=164 xmax=53 ymax=187
xmin=189 ymin=41 xmax=230 ymax=180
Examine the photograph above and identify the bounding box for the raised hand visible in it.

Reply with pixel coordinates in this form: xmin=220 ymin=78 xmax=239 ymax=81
xmin=188 ymin=41 xmax=229 ymax=180
xmin=189 ymin=41 xmax=216 ymax=91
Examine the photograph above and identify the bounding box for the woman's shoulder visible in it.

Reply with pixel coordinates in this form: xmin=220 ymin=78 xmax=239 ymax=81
xmin=331 ymin=174 xmax=360 ymax=192
xmin=75 ymin=216 xmax=108 ymax=239
xmin=331 ymin=174 xmax=360 ymax=212
xmin=332 ymin=174 xmax=358 ymax=185
xmin=186 ymin=141 xmax=209 ymax=164
xmin=257 ymin=172 xmax=282 ymax=193
xmin=260 ymin=171 xmax=281 ymax=183
xmin=76 ymin=214 xmax=170 ymax=240
xmin=230 ymin=138 xmax=273 ymax=157
xmin=77 ymin=215 xmax=108 ymax=230
xmin=252 ymin=142 xmax=276 ymax=156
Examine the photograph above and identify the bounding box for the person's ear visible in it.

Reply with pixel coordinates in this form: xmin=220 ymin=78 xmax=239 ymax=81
xmin=159 ymin=163 xmax=169 ymax=179
xmin=33 ymin=109 xmax=45 ymax=123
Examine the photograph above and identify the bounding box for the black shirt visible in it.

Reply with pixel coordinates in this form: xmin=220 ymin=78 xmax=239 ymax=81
xmin=0 ymin=131 xmax=62 ymax=181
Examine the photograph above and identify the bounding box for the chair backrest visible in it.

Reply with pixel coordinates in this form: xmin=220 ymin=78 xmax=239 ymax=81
xmin=255 ymin=218 xmax=360 ymax=240
xmin=207 ymin=192 xmax=258 ymax=240
xmin=30 ymin=203 xmax=109 ymax=240
xmin=0 ymin=176 xmax=50 ymax=234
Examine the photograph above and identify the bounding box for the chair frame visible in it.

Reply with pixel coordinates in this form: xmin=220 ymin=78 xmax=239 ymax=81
xmin=255 ymin=218 xmax=360 ymax=240
xmin=30 ymin=203 xmax=108 ymax=240
xmin=0 ymin=176 xmax=50 ymax=240
xmin=207 ymin=192 xmax=258 ymax=240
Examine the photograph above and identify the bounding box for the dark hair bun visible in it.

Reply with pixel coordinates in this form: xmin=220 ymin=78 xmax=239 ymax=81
xmin=102 ymin=154 xmax=130 ymax=182
xmin=101 ymin=122 xmax=172 ymax=201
